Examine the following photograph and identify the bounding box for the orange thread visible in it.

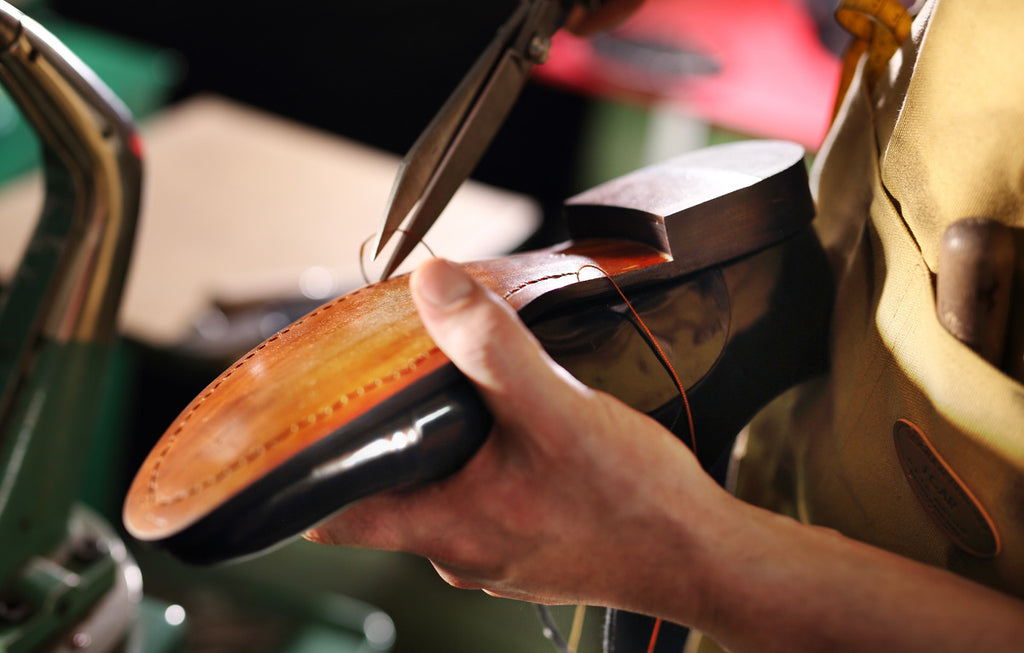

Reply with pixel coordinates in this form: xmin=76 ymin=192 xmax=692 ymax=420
xmin=575 ymin=264 xmax=696 ymax=454
xmin=145 ymin=289 xmax=439 ymax=507
xmin=572 ymin=265 xmax=689 ymax=653
xmin=149 ymin=349 xmax=438 ymax=506
xmin=646 ymin=618 xmax=662 ymax=653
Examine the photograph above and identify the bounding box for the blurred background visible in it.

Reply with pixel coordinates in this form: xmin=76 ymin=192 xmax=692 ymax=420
xmin=0 ymin=0 xmax=846 ymax=650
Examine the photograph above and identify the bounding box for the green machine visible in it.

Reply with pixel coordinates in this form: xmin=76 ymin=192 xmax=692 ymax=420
xmin=0 ymin=1 xmax=154 ymax=650
xmin=0 ymin=4 xmax=394 ymax=651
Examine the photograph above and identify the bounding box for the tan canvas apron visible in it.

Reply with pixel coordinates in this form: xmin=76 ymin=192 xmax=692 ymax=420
xmin=694 ymin=0 xmax=1024 ymax=649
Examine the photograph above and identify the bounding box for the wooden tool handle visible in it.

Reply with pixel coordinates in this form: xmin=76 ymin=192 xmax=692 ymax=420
xmin=937 ymin=217 xmax=1016 ymax=366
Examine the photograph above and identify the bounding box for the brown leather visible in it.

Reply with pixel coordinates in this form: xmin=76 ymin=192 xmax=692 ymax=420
xmin=122 ymin=240 xmax=667 ymax=542
xmin=123 ymin=139 xmax=815 ymax=551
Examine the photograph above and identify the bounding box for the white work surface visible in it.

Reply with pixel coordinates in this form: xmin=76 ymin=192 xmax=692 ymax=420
xmin=0 ymin=95 xmax=540 ymax=346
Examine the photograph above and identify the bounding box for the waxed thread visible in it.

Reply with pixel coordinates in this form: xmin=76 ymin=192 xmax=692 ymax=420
xmin=573 ymin=263 xmax=697 ymax=653
xmin=359 ymin=229 xmax=438 ymax=284
xmin=575 ymin=264 xmax=696 ymax=452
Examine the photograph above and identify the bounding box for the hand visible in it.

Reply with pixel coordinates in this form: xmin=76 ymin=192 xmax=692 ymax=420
xmin=303 ymin=258 xmax=1024 ymax=652
xmin=566 ymin=0 xmax=646 ymax=36
xmin=304 ymin=258 xmax=716 ymax=613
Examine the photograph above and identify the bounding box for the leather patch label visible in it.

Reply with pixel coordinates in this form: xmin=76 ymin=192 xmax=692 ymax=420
xmin=893 ymin=419 xmax=1001 ymax=558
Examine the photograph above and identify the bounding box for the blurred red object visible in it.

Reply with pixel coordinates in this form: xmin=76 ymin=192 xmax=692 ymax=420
xmin=536 ymin=0 xmax=841 ymax=150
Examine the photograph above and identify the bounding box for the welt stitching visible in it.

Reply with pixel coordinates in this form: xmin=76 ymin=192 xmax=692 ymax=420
xmin=146 ymin=288 xmax=436 ymax=507
xmin=148 ymin=269 xmax=573 ymax=507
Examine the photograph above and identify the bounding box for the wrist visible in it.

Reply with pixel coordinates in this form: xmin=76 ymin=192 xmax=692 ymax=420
xmin=589 ymin=450 xmax=733 ymax=629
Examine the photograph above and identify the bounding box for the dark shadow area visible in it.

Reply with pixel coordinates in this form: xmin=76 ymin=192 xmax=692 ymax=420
xmin=50 ymin=0 xmax=590 ymax=246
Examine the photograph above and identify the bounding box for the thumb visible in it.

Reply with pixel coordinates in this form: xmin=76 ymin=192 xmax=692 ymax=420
xmin=409 ymin=258 xmax=585 ymax=412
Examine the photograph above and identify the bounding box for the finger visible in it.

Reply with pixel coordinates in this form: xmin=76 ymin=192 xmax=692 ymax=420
xmin=306 ymin=258 xmax=582 ymax=553
xmin=409 ymin=258 xmax=589 ymax=418
xmin=304 ymin=432 xmax=508 ymax=554
xmin=302 ymin=487 xmax=419 ymax=550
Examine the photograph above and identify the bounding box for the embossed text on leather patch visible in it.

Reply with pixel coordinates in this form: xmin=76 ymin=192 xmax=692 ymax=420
xmin=893 ymin=419 xmax=1001 ymax=558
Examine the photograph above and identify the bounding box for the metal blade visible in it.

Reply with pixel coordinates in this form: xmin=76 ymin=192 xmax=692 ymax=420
xmin=371 ymin=1 xmax=532 ymax=260
xmin=378 ymin=49 xmax=532 ymax=280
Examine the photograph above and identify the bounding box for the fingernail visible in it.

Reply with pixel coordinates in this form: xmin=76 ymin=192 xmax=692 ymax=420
xmin=415 ymin=259 xmax=474 ymax=309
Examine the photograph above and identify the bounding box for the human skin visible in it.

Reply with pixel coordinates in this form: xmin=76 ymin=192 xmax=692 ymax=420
xmin=306 ymin=258 xmax=1024 ymax=652
xmin=308 ymin=3 xmax=1024 ymax=649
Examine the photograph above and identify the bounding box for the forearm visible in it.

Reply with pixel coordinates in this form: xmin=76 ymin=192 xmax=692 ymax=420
xmin=649 ymin=491 xmax=1024 ymax=652
xmin=308 ymin=259 xmax=1024 ymax=651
